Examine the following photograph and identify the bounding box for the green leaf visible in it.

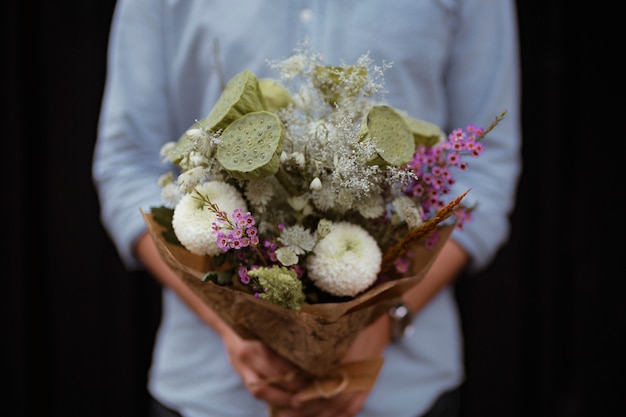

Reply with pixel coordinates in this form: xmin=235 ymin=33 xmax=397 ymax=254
xmin=201 ymin=270 xmax=233 ymax=286
xmin=150 ymin=206 xmax=181 ymax=245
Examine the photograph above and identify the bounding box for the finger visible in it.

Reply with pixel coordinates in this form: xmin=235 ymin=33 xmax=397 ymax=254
xmin=254 ymin=348 xmax=309 ymax=392
xmin=248 ymin=379 xmax=296 ymax=408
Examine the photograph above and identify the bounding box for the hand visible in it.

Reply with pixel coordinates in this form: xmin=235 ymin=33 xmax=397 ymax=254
xmin=279 ymin=313 xmax=391 ymax=417
xmin=221 ymin=327 xmax=310 ymax=408
xmin=135 ymin=234 xmax=310 ymax=408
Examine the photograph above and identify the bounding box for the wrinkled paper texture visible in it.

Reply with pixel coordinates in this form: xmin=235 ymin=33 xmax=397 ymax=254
xmin=142 ymin=210 xmax=453 ymax=377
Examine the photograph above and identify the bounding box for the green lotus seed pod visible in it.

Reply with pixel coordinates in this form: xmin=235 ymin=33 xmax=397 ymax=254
xmin=200 ymin=69 xmax=268 ymax=133
xmin=259 ymin=78 xmax=293 ymax=112
xmin=311 ymin=65 xmax=368 ymax=106
xmin=168 ymin=70 xmax=267 ymax=166
xmin=400 ymin=114 xmax=446 ymax=147
xmin=217 ymin=111 xmax=285 ymax=180
xmin=358 ymin=105 xmax=415 ymax=167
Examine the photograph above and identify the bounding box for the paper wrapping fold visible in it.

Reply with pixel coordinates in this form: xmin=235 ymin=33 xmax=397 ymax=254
xmin=266 ymin=358 xmax=385 ymax=416
xmin=142 ymin=210 xmax=453 ymax=377
xmin=295 ymin=359 xmax=385 ymax=401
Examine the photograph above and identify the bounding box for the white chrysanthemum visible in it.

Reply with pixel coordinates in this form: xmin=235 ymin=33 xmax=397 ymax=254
xmin=172 ymin=181 xmax=247 ymax=256
xmin=306 ymin=222 xmax=382 ymax=297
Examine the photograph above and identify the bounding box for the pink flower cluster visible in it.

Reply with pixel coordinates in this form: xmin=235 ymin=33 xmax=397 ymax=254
xmin=213 ymin=208 xmax=260 ymax=251
xmin=404 ymin=123 xmax=485 ymax=238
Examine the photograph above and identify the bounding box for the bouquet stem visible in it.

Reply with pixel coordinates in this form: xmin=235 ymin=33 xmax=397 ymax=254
xmin=274 ymin=167 xmax=299 ymax=196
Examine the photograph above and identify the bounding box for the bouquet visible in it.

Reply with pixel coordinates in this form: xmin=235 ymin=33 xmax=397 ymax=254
xmin=143 ymin=45 xmax=502 ymax=409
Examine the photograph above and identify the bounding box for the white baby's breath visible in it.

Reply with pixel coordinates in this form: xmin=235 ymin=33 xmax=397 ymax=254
xmin=269 ymin=53 xmax=309 ymax=80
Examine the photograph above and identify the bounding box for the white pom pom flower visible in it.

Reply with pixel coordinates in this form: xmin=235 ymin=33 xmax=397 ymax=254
xmin=172 ymin=181 xmax=247 ymax=256
xmin=305 ymin=222 xmax=382 ymax=297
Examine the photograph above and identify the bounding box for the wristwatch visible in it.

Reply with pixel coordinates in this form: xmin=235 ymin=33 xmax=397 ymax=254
xmin=388 ymin=302 xmax=414 ymax=342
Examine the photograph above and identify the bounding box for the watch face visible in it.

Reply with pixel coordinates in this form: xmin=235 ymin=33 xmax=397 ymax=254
xmin=389 ymin=302 xmax=413 ymax=341
xmin=393 ymin=303 xmax=409 ymax=319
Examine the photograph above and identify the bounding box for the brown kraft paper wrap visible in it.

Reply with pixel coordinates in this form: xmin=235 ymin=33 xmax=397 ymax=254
xmin=142 ymin=209 xmax=454 ymax=366
xmin=141 ymin=207 xmax=456 ymax=414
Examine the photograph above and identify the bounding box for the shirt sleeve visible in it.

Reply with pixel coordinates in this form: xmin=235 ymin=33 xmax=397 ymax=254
xmin=93 ymin=0 xmax=174 ymax=269
xmin=444 ymin=0 xmax=522 ymax=272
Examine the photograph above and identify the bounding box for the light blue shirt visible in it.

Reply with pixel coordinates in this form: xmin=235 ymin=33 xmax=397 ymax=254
xmin=93 ymin=1 xmax=521 ymax=416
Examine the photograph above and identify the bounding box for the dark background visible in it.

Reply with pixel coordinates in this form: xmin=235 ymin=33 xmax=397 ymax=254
xmin=4 ymin=2 xmax=622 ymax=416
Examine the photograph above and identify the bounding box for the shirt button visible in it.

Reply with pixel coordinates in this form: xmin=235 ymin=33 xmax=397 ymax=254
xmin=299 ymin=8 xmax=314 ymax=24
